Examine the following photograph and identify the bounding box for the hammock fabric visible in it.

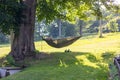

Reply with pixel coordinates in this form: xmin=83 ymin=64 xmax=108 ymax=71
xmin=42 ymin=36 xmax=81 ymax=48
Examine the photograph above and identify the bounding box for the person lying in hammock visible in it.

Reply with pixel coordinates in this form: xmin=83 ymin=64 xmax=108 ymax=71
xmin=42 ymin=36 xmax=81 ymax=48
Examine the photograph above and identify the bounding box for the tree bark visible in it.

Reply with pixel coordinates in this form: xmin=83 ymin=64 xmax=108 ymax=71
xmin=9 ymin=0 xmax=36 ymax=61
xmin=99 ymin=19 xmax=103 ymax=38
xmin=79 ymin=20 xmax=83 ymax=37
xmin=58 ymin=19 xmax=62 ymax=38
xmin=56 ymin=19 xmax=62 ymax=38
xmin=79 ymin=20 xmax=83 ymax=36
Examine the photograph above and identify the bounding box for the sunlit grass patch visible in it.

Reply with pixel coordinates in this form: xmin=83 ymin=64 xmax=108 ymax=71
xmin=1 ymin=52 xmax=109 ymax=80
xmin=0 ymin=46 xmax=10 ymax=58
xmin=76 ymin=55 xmax=99 ymax=68
xmin=1 ymin=32 xmax=120 ymax=80
xmin=35 ymin=32 xmax=120 ymax=53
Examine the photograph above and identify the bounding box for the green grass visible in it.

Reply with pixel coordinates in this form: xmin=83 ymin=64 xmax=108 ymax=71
xmin=0 ymin=44 xmax=10 ymax=58
xmin=1 ymin=32 xmax=120 ymax=80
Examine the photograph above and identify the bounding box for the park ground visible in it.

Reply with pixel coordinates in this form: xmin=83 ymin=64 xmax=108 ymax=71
xmin=0 ymin=32 xmax=120 ymax=80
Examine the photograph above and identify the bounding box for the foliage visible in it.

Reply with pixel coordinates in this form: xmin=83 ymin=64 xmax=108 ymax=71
xmin=34 ymin=20 xmax=49 ymax=41
xmin=36 ymin=0 xmax=66 ymax=23
xmin=33 ymin=50 xmax=40 ymax=54
xmin=0 ymin=0 xmax=24 ymax=34
xmin=40 ymin=19 xmax=79 ymax=38
xmin=0 ymin=33 xmax=9 ymax=44
xmin=0 ymin=0 xmax=118 ymax=42
xmin=36 ymin=0 xmax=113 ymax=23
xmin=49 ymin=23 xmax=59 ymax=38
xmin=109 ymin=63 xmax=119 ymax=80
xmin=64 ymin=23 xmax=77 ymax=37
xmin=5 ymin=54 xmax=15 ymax=66
xmin=0 ymin=0 xmax=118 ymax=35
xmin=107 ymin=21 xmax=119 ymax=32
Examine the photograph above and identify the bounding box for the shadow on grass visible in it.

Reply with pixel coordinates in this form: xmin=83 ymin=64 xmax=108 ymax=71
xmin=0 ymin=51 xmax=115 ymax=80
xmin=24 ymin=52 xmax=110 ymax=80
xmin=0 ymin=56 xmax=7 ymax=67
xmin=0 ymin=54 xmax=14 ymax=67
xmin=101 ymin=51 xmax=116 ymax=63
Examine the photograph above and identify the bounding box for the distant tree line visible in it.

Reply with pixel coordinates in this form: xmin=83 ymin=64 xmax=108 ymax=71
xmin=34 ymin=13 xmax=120 ymax=41
xmin=1 ymin=13 xmax=120 ymax=43
xmin=0 ymin=33 xmax=9 ymax=44
xmin=1 ymin=17 xmax=120 ymax=43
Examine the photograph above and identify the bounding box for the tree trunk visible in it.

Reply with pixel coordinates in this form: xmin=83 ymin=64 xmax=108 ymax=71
xmin=79 ymin=20 xmax=83 ymax=36
xmin=9 ymin=0 xmax=36 ymax=61
xmin=10 ymin=30 xmax=14 ymax=50
xmin=80 ymin=20 xmax=83 ymax=36
xmin=99 ymin=19 xmax=103 ymax=38
xmin=57 ymin=19 xmax=62 ymax=38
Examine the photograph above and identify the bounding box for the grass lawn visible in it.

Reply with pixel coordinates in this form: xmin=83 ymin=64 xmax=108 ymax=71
xmin=1 ymin=33 xmax=120 ymax=80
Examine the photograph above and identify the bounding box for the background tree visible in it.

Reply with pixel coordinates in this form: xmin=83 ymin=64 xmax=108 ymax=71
xmin=0 ymin=33 xmax=9 ymax=44
xmin=49 ymin=24 xmax=59 ymax=38
xmin=107 ymin=20 xmax=119 ymax=32
xmin=64 ymin=23 xmax=77 ymax=37
xmin=34 ymin=20 xmax=48 ymax=41
xmin=57 ymin=19 xmax=62 ymax=37
xmin=76 ymin=20 xmax=84 ymax=36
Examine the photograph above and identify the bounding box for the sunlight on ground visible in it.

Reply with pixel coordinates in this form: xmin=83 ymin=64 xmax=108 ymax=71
xmin=59 ymin=59 xmax=68 ymax=67
xmin=76 ymin=55 xmax=99 ymax=68
xmin=0 ymin=33 xmax=120 ymax=58
xmin=35 ymin=33 xmax=120 ymax=55
xmin=0 ymin=33 xmax=120 ymax=80
xmin=34 ymin=33 xmax=120 ymax=70
xmin=0 ymin=46 xmax=10 ymax=58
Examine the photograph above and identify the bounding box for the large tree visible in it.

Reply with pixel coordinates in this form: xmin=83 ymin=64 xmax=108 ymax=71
xmin=9 ymin=0 xmax=36 ymax=61
xmin=0 ymin=0 xmax=37 ymax=61
xmin=0 ymin=0 xmax=116 ymax=61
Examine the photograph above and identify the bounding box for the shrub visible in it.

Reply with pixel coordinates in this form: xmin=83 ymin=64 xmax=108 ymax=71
xmin=5 ymin=55 xmax=15 ymax=66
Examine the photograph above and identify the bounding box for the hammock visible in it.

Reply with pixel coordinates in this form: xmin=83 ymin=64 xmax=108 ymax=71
xmin=42 ymin=36 xmax=81 ymax=48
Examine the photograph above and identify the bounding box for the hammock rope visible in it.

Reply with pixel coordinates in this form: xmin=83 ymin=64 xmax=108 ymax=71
xmin=42 ymin=36 xmax=81 ymax=48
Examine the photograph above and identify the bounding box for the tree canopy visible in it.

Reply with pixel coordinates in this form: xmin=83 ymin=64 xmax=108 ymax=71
xmin=0 ymin=0 xmax=24 ymax=34
xmin=0 ymin=0 xmax=118 ymax=34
